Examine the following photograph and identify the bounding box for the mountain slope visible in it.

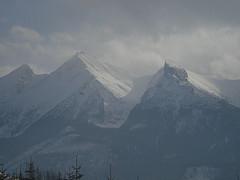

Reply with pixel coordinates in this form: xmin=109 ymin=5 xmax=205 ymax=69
xmin=1 ymin=58 xmax=240 ymax=180
xmin=0 ymin=52 xmax=133 ymax=137
xmin=115 ymin=62 xmax=240 ymax=180
xmin=0 ymin=64 xmax=47 ymax=101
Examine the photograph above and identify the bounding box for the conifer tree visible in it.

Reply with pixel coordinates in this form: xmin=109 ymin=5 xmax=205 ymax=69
xmin=24 ymin=159 xmax=35 ymax=180
xmin=107 ymin=164 xmax=114 ymax=180
xmin=57 ymin=172 xmax=63 ymax=180
xmin=0 ymin=164 xmax=8 ymax=180
xmin=18 ymin=169 xmax=24 ymax=180
xmin=69 ymin=155 xmax=83 ymax=180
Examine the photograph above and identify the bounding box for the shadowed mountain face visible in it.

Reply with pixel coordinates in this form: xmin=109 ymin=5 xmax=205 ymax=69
xmin=114 ymin=63 xmax=240 ymax=180
xmin=1 ymin=56 xmax=240 ymax=180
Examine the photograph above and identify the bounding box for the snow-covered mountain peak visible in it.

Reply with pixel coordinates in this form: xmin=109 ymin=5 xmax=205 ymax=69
xmin=0 ymin=64 xmax=38 ymax=101
xmin=59 ymin=52 xmax=132 ymax=98
xmin=16 ymin=64 xmax=32 ymax=71
xmin=163 ymin=61 xmax=188 ymax=81
xmin=146 ymin=61 xmax=222 ymax=101
xmin=148 ymin=61 xmax=188 ymax=89
xmin=9 ymin=64 xmax=34 ymax=78
xmin=163 ymin=62 xmax=221 ymax=97
xmin=187 ymin=70 xmax=221 ymax=97
xmin=53 ymin=53 xmax=87 ymax=76
xmin=0 ymin=52 xmax=134 ymax=137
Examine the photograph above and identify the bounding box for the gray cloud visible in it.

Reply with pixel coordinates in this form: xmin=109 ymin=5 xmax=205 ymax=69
xmin=0 ymin=0 xmax=240 ymax=79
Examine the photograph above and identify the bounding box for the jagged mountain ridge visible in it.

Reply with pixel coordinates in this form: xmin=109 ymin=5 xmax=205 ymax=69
xmin=1 ymin=56 xmax=240 ymax=180
xmin=0 ymin=52 xmax=133 ymax=137
xmin=0 ymin=64 xmax=47 ymax=101
xmin=117 ymin=62 xmax=240 ymax=180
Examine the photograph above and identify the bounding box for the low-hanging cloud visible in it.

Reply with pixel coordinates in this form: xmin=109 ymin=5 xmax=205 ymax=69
xmin=1 ymin=0 xmax=240 ymax=79
xmin=1 ymin=25 xmax=240 ymax=79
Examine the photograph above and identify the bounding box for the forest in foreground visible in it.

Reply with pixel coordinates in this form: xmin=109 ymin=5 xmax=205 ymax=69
xmin=0 ymin=156 xmax=88 ymax=180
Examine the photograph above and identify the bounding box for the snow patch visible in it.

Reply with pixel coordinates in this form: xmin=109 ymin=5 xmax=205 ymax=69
xmin=76 ymin=52 xmax=132 ymax=98
xmin=187 ymin=71 xmax=221 ymax=97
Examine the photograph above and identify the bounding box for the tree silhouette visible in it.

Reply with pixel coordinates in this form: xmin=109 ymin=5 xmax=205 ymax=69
xmin=0 ymin=164 xmax=8 ymax=180
xmin=69 ymin=155 xmax=83 ymax=180
xmin=107 ymin=164 xmax=114 ymax=180
xmin=25 ymin=159 xmax=36 ymax=180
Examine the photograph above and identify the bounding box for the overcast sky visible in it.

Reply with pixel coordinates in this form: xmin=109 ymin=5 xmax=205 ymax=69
xmin=1 ymin=0 xmax=240 ymax=79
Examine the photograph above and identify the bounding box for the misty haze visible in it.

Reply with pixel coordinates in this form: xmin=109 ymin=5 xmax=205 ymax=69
xmin=1 ymin=1 xmax=240 ymax=180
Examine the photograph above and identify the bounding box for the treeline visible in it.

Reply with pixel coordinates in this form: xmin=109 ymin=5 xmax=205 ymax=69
xmin=0 ymin=156 xmax=83 ymax=180
xmin=2 ymin=159 xmax=240 ymax=180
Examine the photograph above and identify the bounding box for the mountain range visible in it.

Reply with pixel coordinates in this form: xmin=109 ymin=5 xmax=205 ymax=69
xmin=1 ymin=52 xmax=240 ymax=180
